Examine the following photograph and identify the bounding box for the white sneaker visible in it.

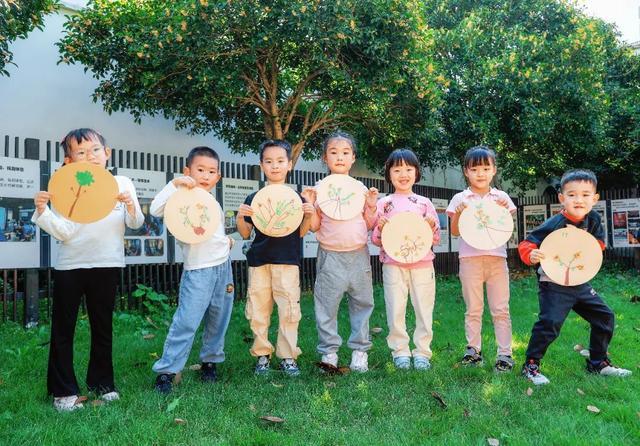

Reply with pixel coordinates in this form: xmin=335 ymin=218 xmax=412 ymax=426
xmin=587 ymin=359 xmax=632 ymax=377
xmin=321 ymin=352 xmax=338 ymax=368
xmin=413 ymin=356 xmax=431 ymax=371
xmin=53 ymin=395 xmax=84 ymax=412
xmin=101 ymin=391 xmax=120 ymax=402
xmin=350 ymin=350 xmax=368 ymax=372
xmin=522 ymin=360 xmax=550 ymax=385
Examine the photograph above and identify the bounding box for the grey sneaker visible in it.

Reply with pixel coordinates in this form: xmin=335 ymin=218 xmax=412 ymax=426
xmin=522 ymin=359 xmax=550 ymax=385
xmin=413 ymin=356 xmax=431 ymax=371
xmin=53 ymin=395 xmax=84 ymax=412
xmin=101 ymin=391 xmax=120 ymax=402
xmin=255 ymin=355 xmax=270 ymax=375
xmin=461 ymin=346 xmax=483 ymax=366
xmin=280 ymin=358 xmax=301 ymax=377
xmin=393 ymin=356 xmax=411 ymax=370
xmin=494 ymin=355 xmax=515 ymax=372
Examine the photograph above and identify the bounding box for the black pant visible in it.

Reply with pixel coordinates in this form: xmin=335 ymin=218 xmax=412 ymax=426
xmin=525 ymin=280 xmax=614 ymax=363
xmin=48 ymin=268 xmax=119 ymax=397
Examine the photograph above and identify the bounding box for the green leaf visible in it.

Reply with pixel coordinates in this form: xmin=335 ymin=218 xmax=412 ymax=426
xmin=75 ymin=170 xmax=95 ymax=187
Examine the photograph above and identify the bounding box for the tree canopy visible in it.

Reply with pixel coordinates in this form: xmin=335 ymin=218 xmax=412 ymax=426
xmin=58 ymin=0 xmax=640 ymax=190
xmin=58 ymin=0 xmax=442 ymax=166
xmin=0 ymin=0 xmax=58 ymax=76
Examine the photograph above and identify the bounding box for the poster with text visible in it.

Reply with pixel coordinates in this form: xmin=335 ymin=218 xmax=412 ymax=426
xmin=0 ymin=157 xmax=40 ymax=268
xmin=611 ymin=198 xmax=640 ymax=248
xmin=593 ymin=201 xmax=608 ymax=247
xmin=222 ymin=178 xmax=260 ymax=260
xmin=119 ymin=168 xmax=167 ymax=264
xmin=431 ymin=198 xmax=450 ymax=253
xmin=523 ymin=205 xmax=548 ymax=238
xmin=550 ymin=203 xmax=563 ymax=216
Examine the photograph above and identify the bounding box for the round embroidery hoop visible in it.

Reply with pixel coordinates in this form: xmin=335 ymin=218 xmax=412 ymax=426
xmin=251 ymin=184 xmax=303 ymax=237
xmin=381 ymin=211 xmax=433 ymax=263
xmin=165 ymin=187 xmax=220 ymax=244
xmin=458 ymin=199 xmax=514 ymax=250
xmin=316 ymin=174 xmax=365 ymax=221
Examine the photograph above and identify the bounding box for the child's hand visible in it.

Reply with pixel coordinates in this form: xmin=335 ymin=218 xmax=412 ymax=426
xmin=377 ymin=216 xmax=389 ymax=231
xmin=496 ymin=198 xmax=510 ymax=209
xmin=237 ymin=204 xmax=253 ymax=217
xmin=117 ymin=191 xmax=135 ymax=214
xmin=425 ymin=215 xmax=437 ymax=233
xmin=34 ymin=191 xmax=52 ymax=214
xmin=172 ymin=176 xmax=196 ymax=189
xmin=365 ymin=187 xmax=379 ymax=209
xmin=301 ymin=187 xmax=317 ymax=205
xmin=529 ymin=249 xmax=545 ymax=264
xmin=302 ymin=203 xmax=315 ymax=217
xmin=455 ymin=202 xmax=467 ymax=214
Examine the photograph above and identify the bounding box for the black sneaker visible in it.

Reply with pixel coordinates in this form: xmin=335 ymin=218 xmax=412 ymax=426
xmin=255 ymin=355 xmax=270 ymax=375
xmin=521 ymin=359 xmax=550 ymax=385
xmin=201 ymin=362 xmax=218 ymax=382
xmin=461 ymin=346 xmax=483 ymax=366
xmin=494 ymin=355 xmax=515 ymax=372
xmin=154 ymin=373 xmax=175 ymax=394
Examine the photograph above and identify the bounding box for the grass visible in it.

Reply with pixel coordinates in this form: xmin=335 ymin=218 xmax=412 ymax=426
xmin=0 ymin=270 xmax=639 ymax=445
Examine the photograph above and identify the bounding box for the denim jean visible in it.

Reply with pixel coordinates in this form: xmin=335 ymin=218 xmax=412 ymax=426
xmin=153 ymin=259 xmax=234 ymax=374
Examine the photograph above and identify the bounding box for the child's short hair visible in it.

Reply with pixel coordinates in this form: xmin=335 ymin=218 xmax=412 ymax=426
xmin=463 ymin=145 xmax=496 ymax=168
xmin=322 ymin=130 xmax=357 ymax=155
xmin=61 ymin=128 xmax=106 ymax=157
xmin=560 ymin=169 xmax=597 ymax=191
xmin=384 ymin=148 xmax=421 ymax=183
xmin=258 ymin=139 xmax=292 ymax=161
xmin=186 ymin=146 xmax=220 ymax=167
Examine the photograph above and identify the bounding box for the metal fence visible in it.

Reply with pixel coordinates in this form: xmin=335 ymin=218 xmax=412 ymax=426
xmin=1 ymin=134 xmax=638 ymax=327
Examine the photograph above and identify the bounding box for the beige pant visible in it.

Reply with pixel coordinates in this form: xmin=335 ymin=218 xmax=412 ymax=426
xmin=245 ymin=264 xmax=302 ymax=359
xmin=382 ymin=264 xmax=436 ymax=358
xmin=459 ymin=256 xmax=512 ymax=356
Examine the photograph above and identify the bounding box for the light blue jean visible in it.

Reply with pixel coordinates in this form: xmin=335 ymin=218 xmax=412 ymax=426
xmin=152 ymin=259 xmax=234 ymax=374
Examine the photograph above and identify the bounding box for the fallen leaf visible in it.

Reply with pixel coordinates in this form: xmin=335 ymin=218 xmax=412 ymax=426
xmin=371 ymin=327 xmax=383 ymax=334
xmin=325 ymin=382 xmax=336 ymax=388
xmin=91 ymin=399 xmax=104 ymax=407
xmin=316 ymin=362 xmax=350 ymax=375
xmin=573 ymin=344 xmax=584 ymax=352
xmin=174 ymin=418 xmax=187 ymax=425
xmin=76 ymin=396 xmax=88 ymax=404
xmin=452 ymin=362 xmax=460 ymax=369
xmin=260 ymin=415 xmax=285 ymax=423
xmin=487 ymin=438 xmax=500 ymax=446
xmin=166 ymin=396 xmax=182 ymax=413
xmin=145 ymin=316 xmax=159 ymax=328
xmin=271 ymin=382 xmax=284 ymax=388
xmin=431 ymin=391 xmax=447 ymax=409
xmin=188 ymin=364 xmax=202 ymax=371
xmin=587 ymin=405 xmax=601 ymax=414
xmin=526 ymin=387 xmax=533 ymax=396
xmin=576 ymin=388 xmax=585 ymax=396
xmin=149 ymin=352 xmax=159 ymax=359
xmin=143 ymin=334 xmax=155 ymax=340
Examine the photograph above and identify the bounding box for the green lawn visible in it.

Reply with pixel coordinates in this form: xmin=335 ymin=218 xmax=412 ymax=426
xmin=1 ymin=270 xmax=639 ymax=445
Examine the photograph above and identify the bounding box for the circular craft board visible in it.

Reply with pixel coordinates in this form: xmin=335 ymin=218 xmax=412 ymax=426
xmin=381 ymin=212 xmax=433 ymax=264
xmin=165 ymin=187 xmax=220 ymax=244
xmin=316 ymin=174 xmax=366 ymax=221
xmin=250 ymin=184 xmax=303 ymax=237
xmin=458 ymin=199 xmax=514 ymax=250
xmin=49 ymin=162 xmax=119 ymax=224
xmin=539 ymin=225 xmax=603 ymax=286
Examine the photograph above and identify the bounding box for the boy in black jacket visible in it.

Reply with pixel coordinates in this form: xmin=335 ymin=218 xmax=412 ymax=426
xmin=518 ymin=169 xmax=632 ymax=385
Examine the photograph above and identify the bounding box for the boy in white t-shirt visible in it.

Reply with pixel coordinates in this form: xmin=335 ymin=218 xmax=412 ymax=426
xmin=150 ymin=147 xmax=234 ymax=394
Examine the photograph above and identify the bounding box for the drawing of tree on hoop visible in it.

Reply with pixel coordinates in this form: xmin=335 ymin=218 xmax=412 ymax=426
xmin=318 ymin=183 xmax=355 ymax=219
xmin=394 ymin=235 xmax=426 ymax=263
xmin=471 ymin=202 xmax=512 ymax=247
xmin=552 ymin=251 xmax=585 ymax=285
xmin=67 ymin=170 xmax=95 ymax=218
xmin=254 ymin=198 xmax=300 ymax=235
xmin=179 ymin=203 xmax=211 ymax=236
